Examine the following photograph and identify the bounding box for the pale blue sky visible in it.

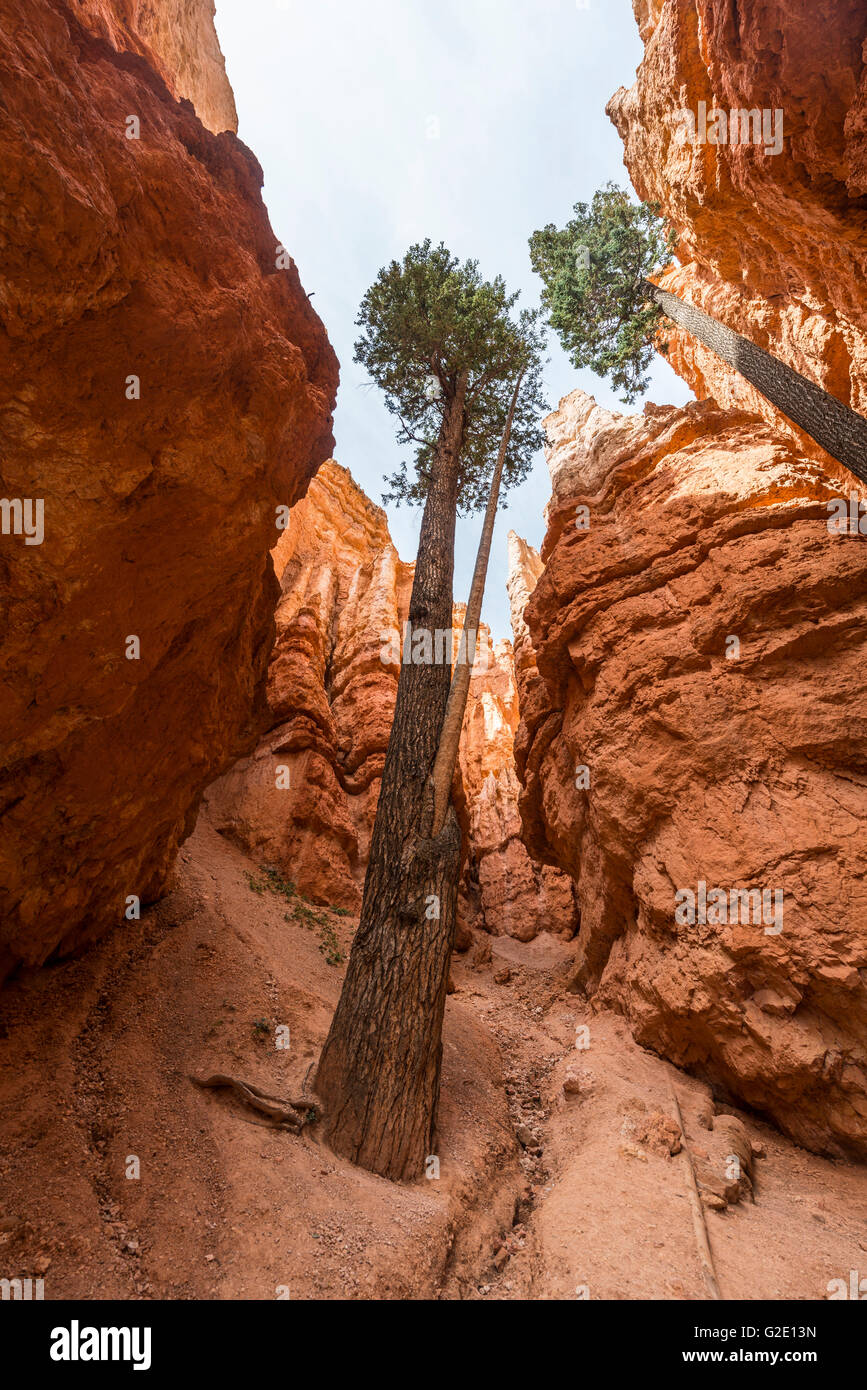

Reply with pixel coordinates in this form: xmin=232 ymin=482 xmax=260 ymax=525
xmin=216 ymin=0 xmax=693 ymax=638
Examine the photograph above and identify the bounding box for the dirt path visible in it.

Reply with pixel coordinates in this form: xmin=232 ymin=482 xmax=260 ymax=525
xmin=450 ymin=934 xmax=867 ymax=1300
xmin=1 ymin=810 xmax=865 ymax=1301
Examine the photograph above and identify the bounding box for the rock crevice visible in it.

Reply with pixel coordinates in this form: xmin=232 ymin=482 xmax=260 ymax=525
xmin=207 ymin=461 xmax=579 ymax=941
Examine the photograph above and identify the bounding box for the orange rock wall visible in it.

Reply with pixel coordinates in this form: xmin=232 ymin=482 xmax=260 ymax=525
xmin=72 ymin=0 xmax=238 ymax=132
xmin=514 ymin=388 xmax=867 ymax=1157
xmin=0 ymin=0 xmax=338 ymax=978
xmin=457 ymin=615 xmax=578 ymax=945
xmin=206 ymin=462 xmax=411 ymax=909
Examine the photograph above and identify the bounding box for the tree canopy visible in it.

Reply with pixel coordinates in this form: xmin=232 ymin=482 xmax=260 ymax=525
xmin=529 ymin=183 xmax=677 ymax=403
xmin=354 ymin=240 xmax=547 ymax=513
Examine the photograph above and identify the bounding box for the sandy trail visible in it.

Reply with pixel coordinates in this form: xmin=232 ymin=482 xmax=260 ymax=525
xmin=1 ymin=809 xmax=864 ymax=1301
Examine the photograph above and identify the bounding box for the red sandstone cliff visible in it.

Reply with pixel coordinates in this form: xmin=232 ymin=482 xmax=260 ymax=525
xmin=0 ymin=0 xmax=338 ymax=979
xmin=513 ymin=387 xmax=867 ymax=1157
xmin=508 ymin=0 xmax=867 ymax=1159
xmin=205 ymin=463 xmax=411 ymax=909
xmin=72 ymin=0 xmax=238 ymax=133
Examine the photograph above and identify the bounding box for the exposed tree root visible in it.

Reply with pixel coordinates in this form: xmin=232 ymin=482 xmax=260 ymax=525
xmin=669 ymin=1084 xmax=722 ymax=1300
xmin=189 ymin=1073 xmax=319 ymax=1133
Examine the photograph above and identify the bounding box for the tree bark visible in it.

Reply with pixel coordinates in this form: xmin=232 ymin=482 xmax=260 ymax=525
xmin=647 ymin=280 xmax=867 ymax=487
xmin=430 ymin=369 xmax=524 ymax=835
xmin=313 ymin=371 xmax=469 ymax=1182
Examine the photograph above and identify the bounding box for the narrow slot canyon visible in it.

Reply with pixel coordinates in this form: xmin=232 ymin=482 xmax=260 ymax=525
xmin=2 ymin=0 xmax=867 ymax=1329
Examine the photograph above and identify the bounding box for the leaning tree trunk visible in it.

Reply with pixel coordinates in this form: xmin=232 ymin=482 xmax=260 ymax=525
xmin=430 ymin=369 xmax=524 ymax=835
xmin=313 ymin=371 xmax=469 ymax=1182
xmin=646 ymin=280 xmax=867 ymax=487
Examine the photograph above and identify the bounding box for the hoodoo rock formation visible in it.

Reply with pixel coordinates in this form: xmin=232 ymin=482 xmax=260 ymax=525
xmin=206 ymin=462 xmax=413 ymax=910
xmin=513 ymin=387 xmax=867 ymax=1158
xmin=207 ymin=461 xmax=577 ymax=940
xmin=0 ymin=0 xmax=338 ymax=980
xmin=607 ymin=0 xmax=867 ymax=456
xmin=457 ymin=603 xmax=578 ymax=944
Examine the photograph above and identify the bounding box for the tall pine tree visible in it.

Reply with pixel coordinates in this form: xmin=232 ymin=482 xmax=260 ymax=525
xmin=315 ymin=241 xmax=546 ymax=1181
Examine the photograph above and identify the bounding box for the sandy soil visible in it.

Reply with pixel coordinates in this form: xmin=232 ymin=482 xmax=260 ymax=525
xmin=1 ymin=809 xmax=865 ymax=1301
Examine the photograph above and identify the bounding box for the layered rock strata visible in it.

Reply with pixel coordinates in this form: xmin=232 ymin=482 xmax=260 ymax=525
xmin=206 ymin=462 xmax=411 ymax=910
xmin=458 ymin=603 xmax=578 ymax=944
xmin=509 ymin=0 xmax=867 ymax=1156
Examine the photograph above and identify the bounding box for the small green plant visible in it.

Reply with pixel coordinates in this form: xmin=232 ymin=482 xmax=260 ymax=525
xmin=248 ymin=865 xmax=347 ymax=966
xmin=293 ymin=901 xmax=319 ymax=928
xmin=263 ymin=867 xmax=297 ymax=902
xmin=317 ymin=918 xmax=345 ymax=968
xmin=252 ymin=1017 xmax=271 ymax=1043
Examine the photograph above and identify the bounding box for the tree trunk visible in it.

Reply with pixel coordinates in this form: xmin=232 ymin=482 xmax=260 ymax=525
xmin=430 ymin=369 xmax=524 ymax=835
xmin=313 ymin=371 xmax=469 ymax=1182
xmin=647 ymin=280 xmax=867 ymax=487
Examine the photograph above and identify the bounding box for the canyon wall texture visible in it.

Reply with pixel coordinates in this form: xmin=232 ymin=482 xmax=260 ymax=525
xmin=0 ymin=0 xmax=338 ymax=979
xmin=206 ymin=462 xmax=412 ymax=911
xmin=513 ymin=388 xmax=867 ymax=1158
xmin=207 ymin=462 xmax=578 ymax=940
xmin=608 ymin=0 xmax=867 ymax=465
xmin=73 ymin=0 xmax=238 ymax=132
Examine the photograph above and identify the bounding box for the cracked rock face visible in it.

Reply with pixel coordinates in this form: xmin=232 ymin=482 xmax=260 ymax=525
xmin=513 ymin=388 xmax=867 ymax=1158
xmin=0 ymin=0 xmax=337 ymax=979
xmin=608 ymin=0 xmax=867 ymax=460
